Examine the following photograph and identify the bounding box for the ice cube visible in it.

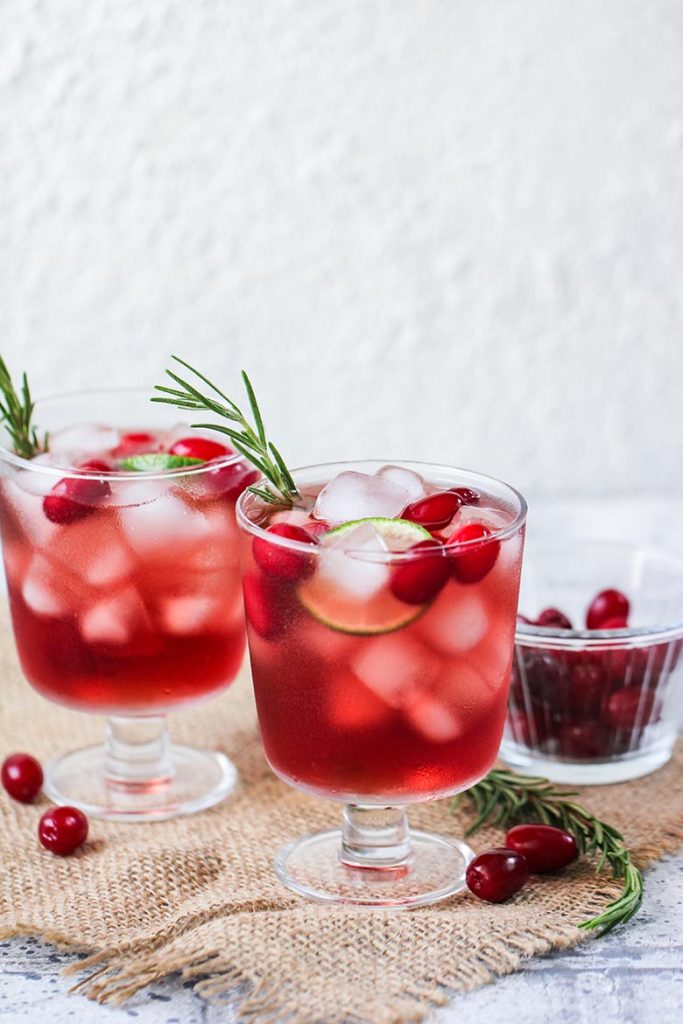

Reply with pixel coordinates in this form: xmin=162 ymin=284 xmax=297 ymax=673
xmin=313 ymin=471 xmax=412 ymax=525
xmin=160 ymin=594 xmax=219 ymax=635
xmin=3 ymin=481 xmax=58 ymax=549
xmin=445 ymin=505 xmax=511 ymax=536
xmin=327 ymin=669 xmax=391 ymax=730
xmin=118 ymin=492 xmax=213 ymax=557
xmin=376 ymin=465 xmax=426 ymax=503
xmin=416 ymin=589 xmax=489 ymax=655
xmin=405 ymin=695 xmax=464 ymax=742
xmin=107 ymin=477 xmax=168 ymax=508
xmin=49 ymin=423 xmax=120 ymax=456
xmin=80 ymin=586 xmax=148 ymax=645
xmin=352 ymin=633 xmax=440 ymax=709
xmin=82 ymin=542 xmax=134 ymax=587
xmin=1 ymin=541 xmax=28 ymax=585
xmin=9 ymin=457 xmax=63 ymax=497
xmin=317 ymin=522 xmax=390 ymax=600
xmin=21 ymin=557 xmax=68 ymax=617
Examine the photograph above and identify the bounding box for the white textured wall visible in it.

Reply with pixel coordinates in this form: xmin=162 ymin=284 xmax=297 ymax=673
xmin=1 ymin=0 xmax=682 ymax=498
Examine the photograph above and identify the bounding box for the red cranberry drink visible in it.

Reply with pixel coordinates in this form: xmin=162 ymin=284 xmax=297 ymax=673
xmin=150 ymin=360 xmax=527 ymax=905
xmin=240 ymin=466 xmax=524 ymax=803
xmin=0 ymin=371 xmax=257 ymax=821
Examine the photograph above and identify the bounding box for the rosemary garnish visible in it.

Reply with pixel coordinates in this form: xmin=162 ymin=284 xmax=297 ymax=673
xmin=454 ymin=768 xmax=643 ymax=934
xmin=152 ymin=357 xmax=299 ymax=506
xmin=0 ymin=357 xmax=47 ymax=458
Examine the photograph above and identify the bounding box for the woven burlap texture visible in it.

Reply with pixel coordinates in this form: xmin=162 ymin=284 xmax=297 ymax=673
xmin=1 ymin=608 xmax=683 ymax=1024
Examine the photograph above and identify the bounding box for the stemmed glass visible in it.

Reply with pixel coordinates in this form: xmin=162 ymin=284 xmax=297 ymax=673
xmin=237 ymin=460 xmax=526 ymax=907
xmin=0 ymin=390 xmax=254 ymax=821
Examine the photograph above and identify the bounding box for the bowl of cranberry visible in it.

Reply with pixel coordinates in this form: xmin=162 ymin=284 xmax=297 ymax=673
xmin=501 ymin=539 xmax=683 ymax=784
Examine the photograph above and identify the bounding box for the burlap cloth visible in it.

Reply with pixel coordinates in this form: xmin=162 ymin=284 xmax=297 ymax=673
xmin=1 ymin=607 xmax=683 ymax=1023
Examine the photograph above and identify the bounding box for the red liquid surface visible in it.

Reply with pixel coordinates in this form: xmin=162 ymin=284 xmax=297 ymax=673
xmin=0 ymin=431 xmax=251 ymax=714
xmin=241 ymin=483 xmax=524 ymax=803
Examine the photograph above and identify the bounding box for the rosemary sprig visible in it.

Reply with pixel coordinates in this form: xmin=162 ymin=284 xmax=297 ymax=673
xmin=152 ymin=357 xmax=299 ymax=506
xmin=453 ymin=768 xmax=643 ymax=934
xmin=0 ymin=357 xmax=47 ymax=458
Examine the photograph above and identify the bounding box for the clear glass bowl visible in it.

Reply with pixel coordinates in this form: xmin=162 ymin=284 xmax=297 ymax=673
xmin=500 ymin=539 xmax=683 ymax=784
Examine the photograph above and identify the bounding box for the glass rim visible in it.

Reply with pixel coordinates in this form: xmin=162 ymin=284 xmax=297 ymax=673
xmin=517 ymin=539 xmax=683 ymax=645
xmin=0 ymin=386 xmax=245 ymax=482
xmin=236 ymin=459 xmax=527 ymax=557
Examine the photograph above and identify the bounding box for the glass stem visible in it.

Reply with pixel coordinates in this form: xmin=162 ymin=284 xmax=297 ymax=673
xmin=104 ymin=716 xmax=174 ymax=792
xmin=340 ymin=804 xmax=413 ymax=872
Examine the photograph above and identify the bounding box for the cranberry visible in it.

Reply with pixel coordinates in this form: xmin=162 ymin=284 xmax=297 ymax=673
xmin=448 ymin=487 xmax=480 ymax=506
xmin=1 ymin=753 xmax=43 ymax=803
xmin=507 ymin=708 xmax=547 ymax=749
xmin=536 ymin=608 xmax=573 ymax=630
xmin=169 ymin=436 xmax=232 ymax=462
xmin=206 ymin=463 xmax=260 ymax=502
xmin=447 ymin=523 xmax=500 ymax=584
xmin=112 ymin=432 xmax=159 ymax=458
xmin=557 ymin=721 xmax=610 ymax=758
xmin=43 ymin=472 xmax=111 ymax=524
xmin=568 ymin=656 xmax=605 ymax=715
xmin=598 ymin=616 xmax=628 ymax=630
xmin=524 ymin=651 xmax=569 ymax=709
xmin=242 ymin=573 xmax=288 ymax=640
xmin=603 ymin=687 xmax=655 ymax=731
xmin=586 ymin=589 xmax=630 ymax=630
xmin=252 ymin=524 xmax=317 ymax=583
xmin=505 ymin=824 xmax=578 ymax=874
xmin=389 ymin=539 xmax=451 ymax=605
xmin=466 ymin=848 xmax=529 ymax=903
xmin=38 ymin=806 xmax=88 ymax=855
xmin=78 ymin=459 xmax=112 ymax=473
xmin=517 ymin=614 xmax=532 ymax=625
xmin=402 ymin=491 xmax=462 ymax=531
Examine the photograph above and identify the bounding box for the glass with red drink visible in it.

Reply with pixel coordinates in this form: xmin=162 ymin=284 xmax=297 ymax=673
xmin=238 ymin=460 xmax=527 ymax=907
xmin=0 ymin=389 xmax=256 ymax=820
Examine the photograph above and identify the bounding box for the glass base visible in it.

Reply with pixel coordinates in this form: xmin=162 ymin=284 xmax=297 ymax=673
xmin=500 ymin=738 xmax=673 ymax=785
xmin=275 ymin=829 xmax=474 ymax=908
xmin=44 ymin=743 xmax=237 ymax=822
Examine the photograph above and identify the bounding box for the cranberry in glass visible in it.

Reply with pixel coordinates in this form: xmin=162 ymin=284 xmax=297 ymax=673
xmin=402 ymin=491 xmax=462 ymax=531
xmin=206 ymin=463 xmax=259 ymax=501
xmin=586 ymin=589 xmax=630 ymax=630
xmin=242 ymin=573 xmax=291 ymax=640
xmin=252 ymin=523 xmax=317 ymax=582
xmin=447 ymin=523 xmax=500 ymax=583
xmin=169 ymin=436 xmax=233 ymax=462
xmin=43 ymin=473 xmax=111 ymax=525
xmin=536 ymin=608 xmax=573 ymax=630
xmin=599 ymin=616 xmax=629 ymax=630
xmin=112 ymin=432 xmax=159 ymax=458
xmin=524 ymin=651 xmax=569 ymax=709
xmin=507 ymin=708 xmax=546 ymax=749
xmin=558 ymin=721 xmax=610 ymax=758
xmin=466 ymin=848 xmax=529 ymax=903
xmin=1 ymin=753 xmax=43 ymax=803
xmin=38 ymin=806 xmax=88 ymax=855
xmin=390 ymin=539 xmax=451 ymax=604
xmin=448 ymin=486 xmax=480 ymax=506
xmin=568 ymin=657 xmax=605 ymax=714
xmin=505 ymin=825 xmax=578 ymax=874
xmin=603 ymin=688 xmax=655 ymax=732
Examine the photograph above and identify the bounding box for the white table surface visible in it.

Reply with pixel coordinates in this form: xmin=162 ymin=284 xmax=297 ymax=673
xmin=2 ymin=494 xmax=683 ymax=1021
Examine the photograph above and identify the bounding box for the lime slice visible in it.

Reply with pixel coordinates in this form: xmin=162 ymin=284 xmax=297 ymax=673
xmin=298 ymin=517 xmax=431 ymax=635
xmin=121 ymin=453 xmax=204 ymax=471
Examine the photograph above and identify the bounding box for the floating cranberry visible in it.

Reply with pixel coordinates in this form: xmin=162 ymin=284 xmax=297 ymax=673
xmin=447 ymin=523 xmax=500 ymax=583
xmin=169 ymin=436 xmax=233 ymax=462
xmin=390 ymin=539 xmax=451 ymax=605
xmin=253 ymin=523 xmax=317 ymax=583
xmin=205 ymin=463 xmax=260 ymax=502
xmin=402 ymin=491 xmax=462 ymax=531
xmin=448 ymin=487 xmax=480 ymax=506
xmin=586 ymin=589 xmax=630 ymax=630
xmin=112 ymin=432 xmax=159 ymax=458
xmin=557 ymin=721 xmax=610 ymax=758
xmin=536 ymin=608 xmax=573 ymax=630
xmin=505 ymin=824 xmax=578 ymax=874
xmin=1 ymin=753 xmax=43 ymax=803
xmin=603 ymin=687 xmax=655 ymax=732
xmin=78 ymin=459 xmax=112 ymax=473
xmin=466 ymin=848 xmax=529 ymax=903
xmin=43 ymin=473 xmax=111 ymax=525
xmin=38 ymin=806 xmax=88 ymax=856
xmin=242 ymin=573 xmax=289 ymax=640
